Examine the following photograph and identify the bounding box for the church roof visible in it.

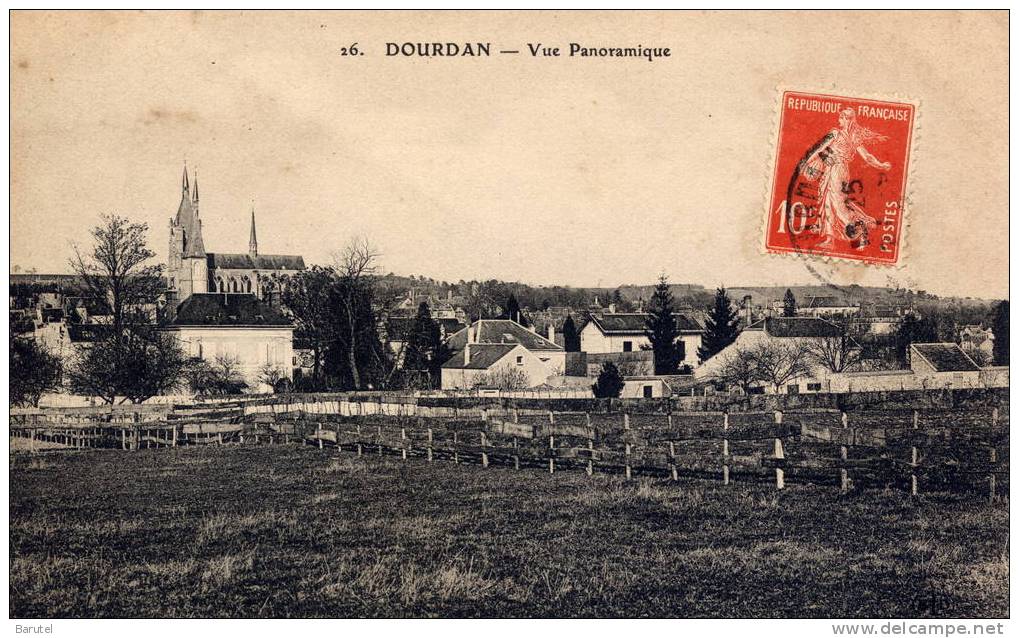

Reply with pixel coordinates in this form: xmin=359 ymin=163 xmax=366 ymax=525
xmin=175 ymin=168 xmax=206 ymax=258
xmin=170 ymin=293 xmax=292 ymax=327
xmin=206 ymin=253 xmax=305 ymax=270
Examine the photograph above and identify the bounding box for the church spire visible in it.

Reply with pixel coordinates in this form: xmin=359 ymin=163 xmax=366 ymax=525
xmin=192 ymin=169 xmax=199 ymax=204
xmin=248 ymin=206 xmax=258 ymax=257
xmin=182 ymin=163 xmax=189 ymax=194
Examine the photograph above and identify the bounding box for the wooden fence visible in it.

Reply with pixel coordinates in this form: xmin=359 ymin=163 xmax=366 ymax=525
xmin=10 ymin=405 xmax=1008 ymax=502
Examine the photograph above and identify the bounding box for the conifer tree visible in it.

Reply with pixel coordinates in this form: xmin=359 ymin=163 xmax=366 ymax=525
xmin=697 ymin=287 xmax=741 ymax=363
xmin=783 ymin=288 xmax=797 ymax=317
xmin=645 ymin=275 xmax=679 ymax=375
xmin=562 ymin=315 xmax=581 ymax=352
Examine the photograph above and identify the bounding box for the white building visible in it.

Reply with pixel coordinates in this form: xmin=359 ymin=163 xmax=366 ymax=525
xmin=579 ymin=313 xmax=703 ymax=368
xmin=162 ymin=293 xmax=294 ymax=393
xmin=695 ymin=316 xmax=852 ymax=394
xmin=799 ymin=296 xmax=860 ymax=317
xmin=440 ymin=319 xmax=565 ymax=389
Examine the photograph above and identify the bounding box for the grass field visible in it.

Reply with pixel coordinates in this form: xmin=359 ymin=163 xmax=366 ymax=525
xmin=9 ymin=444 xmax=1009 ymax=618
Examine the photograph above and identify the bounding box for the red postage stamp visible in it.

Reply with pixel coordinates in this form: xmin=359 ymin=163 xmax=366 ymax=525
xmin=764 ymin=90 xmax=916 ymax=265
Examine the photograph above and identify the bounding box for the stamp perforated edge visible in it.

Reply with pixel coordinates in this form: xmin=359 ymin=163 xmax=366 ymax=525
xmin=759 ymin=86 xmax=922 ymax=273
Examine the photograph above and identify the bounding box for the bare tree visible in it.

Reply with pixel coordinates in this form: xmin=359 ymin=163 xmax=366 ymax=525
xmin=69 ymin=214 xmax=164 ymax=336
xmin=333 ymin=237 xmax=381 ymax=390
xmin=471 ymin=367 xmax=530 ymax=390
xmin=752 ymin=341 xmax=812 ymax=393
xmin=804 ymin=319 xmax=864 ymax=373
xmin=713 ymin=346 xmax=765 ymax=394
xmin=258 ymin=362 xmax=288 ymax=393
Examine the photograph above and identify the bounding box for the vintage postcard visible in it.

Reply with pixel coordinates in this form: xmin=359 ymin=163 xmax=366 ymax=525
xmin=8 ymin=9 xmax=1010 ymax=633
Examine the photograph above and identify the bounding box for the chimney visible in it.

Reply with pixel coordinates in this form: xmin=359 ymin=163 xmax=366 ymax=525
xmin=465 ymin=323 xmax=475 ymax=364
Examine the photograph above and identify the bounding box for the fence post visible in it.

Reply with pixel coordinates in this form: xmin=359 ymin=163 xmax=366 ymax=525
xmin=988 ymin=447 xmax=997 ymax=504
xmin=401 ymin=427 xmax=408 ymax=461
xmin=840 ymin=412 xmax=849 ymax=494
xmin=481 ymin=432 xmax=489 ymax=468
xmin=172 ymin=424 xmax=178 ymax=448
xmin=722 ymin=412 xmax=730 ymax=486
xmin=917 ymin=409 xmax=925 ymax=495
xmin=453 ymin=431 xmax=459 ymax=464
xmin=623 ymin=412 xmax=630 ymax=430
xmin=513 ymin=409 xmax=519 ymax=424
xmin=335 ymin=423 xmax=341 ymax=452
xmin=774 ymin=438 xmax=785 ymax=490
xmin=134 ymin=423 xmax=141 ymax=451
xmin=513 ymin=436 xmax=520 ymax=470
xmin=669 ymin=440 xmax=677 ymax=481
xmin=549 ymin=434 xmax=555 ymax=474
xmin=624 ymin=442 xmax=632 ymax=480
xmin=549 ymin=411 xmax=555 ymax=426
xmin=427 ymin=428 xmax=434 ymax=462
xmin=377 ymin=425 xmax=383 ymax=457
xmin=30 ymin=428 xmax=37 ymax=454
xmin=218 ymin=431 xmax=223 ymax=446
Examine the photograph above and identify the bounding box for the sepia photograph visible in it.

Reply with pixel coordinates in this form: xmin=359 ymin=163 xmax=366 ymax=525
xmin=7 ymin=8 xmax=1010 ymax=632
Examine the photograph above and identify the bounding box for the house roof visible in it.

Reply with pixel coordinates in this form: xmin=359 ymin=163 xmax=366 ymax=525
xmin=207 ymin=253 xmax=306 ymax=271
xmin=587 ymin=312 xmax=703 ymax=335
xmin=746 ymin=316 xmax=843 ymax=338
xmin=170 ymin=293 xmax=292 ymax=327
xmin=386 ymin=316 xmax=465 ymax=341
xmin=446 ymin=319 xmax=562 ymax=352
xmin=440 ymin=343 xmax=518 ymax=369
xmin=911 ymin=343 xmax=981 ymax=372
xmin=806 ymin=296 xmax=855 ymax=308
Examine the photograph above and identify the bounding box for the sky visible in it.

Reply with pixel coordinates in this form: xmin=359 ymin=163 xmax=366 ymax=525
xmin=9 ymin=11 xmax=1009 ymax=299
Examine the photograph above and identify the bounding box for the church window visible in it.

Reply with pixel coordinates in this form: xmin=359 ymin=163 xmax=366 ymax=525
xmin=230 ymin=278 xmax=239 ymax=293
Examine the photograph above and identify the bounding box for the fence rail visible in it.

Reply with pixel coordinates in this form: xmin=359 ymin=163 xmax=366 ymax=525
xmin=11 ymin=403 xmax=1008 ymax=503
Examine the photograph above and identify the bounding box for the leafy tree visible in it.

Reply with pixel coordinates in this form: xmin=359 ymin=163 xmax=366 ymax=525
xmin=645 ymin=275 xmax=680 ymax=374
xmin=698 ymin=287 xmax=741 ymax=363
xmin=992 ymin=300 xmax=1009 ymax=366
xmin=280 ymin=265 xmax=337 ymax=385
xmin=562 ymin=315 xmax=581 ymax=352
xmin=894 ymin=312 xmax=939 ymax=366
xmin=10 ymin=335 xmax=63 ymax=407
xmin=69 ymin=329 xmax=189 ymax=403
xmin=404 ymin=302 xmax=441 ymax=374
xmin=592 ymin=362 xmax=625 ymax=398
xmin=783 ymin=289 xmax=797 ymax=317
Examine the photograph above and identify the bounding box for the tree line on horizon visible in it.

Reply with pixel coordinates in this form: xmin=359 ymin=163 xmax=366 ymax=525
xmin=9 ymin=215 xmax=1012 ymax=406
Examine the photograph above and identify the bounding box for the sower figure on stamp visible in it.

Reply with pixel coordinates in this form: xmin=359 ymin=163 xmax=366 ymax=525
xmin=800 ymin=108 xmax=891 ymax=251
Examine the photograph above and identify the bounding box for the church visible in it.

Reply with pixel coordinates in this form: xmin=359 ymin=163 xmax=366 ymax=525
xmin=166 ymin=166 xmax=305 ymax=308
xmin=165 ymin=166 xmax=306 ymax=392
